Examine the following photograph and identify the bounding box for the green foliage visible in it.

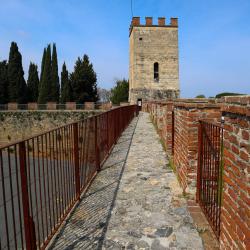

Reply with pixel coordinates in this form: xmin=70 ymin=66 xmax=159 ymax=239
xmin=0 ymin=60 xmax=9 ymax=104
xmin=70 ymin=54 xmax=98 ymax=103
xmin=60 ymin=62 xmax=72 ymax=103
xmin=27 ymin=62 xmax=39 ymax=102
xmin=195 ymin=94 xmax=206 ymax=98
xmin=215 ymin=92 xmax=245 ymax=98
xmin=110 ymin=79 xmax=129 ymax=104
xmin=7 ymin=42 xmax=27 ymax=103
xmin=51 ymin=43 xmax=60 ymax=102
xmin=38 ymin=44 xmax=52 ymax=104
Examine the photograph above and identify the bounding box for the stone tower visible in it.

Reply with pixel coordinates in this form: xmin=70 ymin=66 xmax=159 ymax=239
xmin=129 ymin=17 xmax=180 ymax=104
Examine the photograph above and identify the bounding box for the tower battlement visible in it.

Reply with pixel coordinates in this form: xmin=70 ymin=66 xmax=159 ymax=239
xmin=129 ymin=17 xmax=178 ymax=36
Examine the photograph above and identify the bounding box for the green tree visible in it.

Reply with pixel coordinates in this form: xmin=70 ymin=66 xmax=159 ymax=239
xmin=71 ymin=54 xmax=98 ymax=103
xmin=38 ymin=44 xmax=52 ymax=104
xmin=40 ymin=48 xmax=46 ymax=83
xmin=0 ymin=61 xmax=9 ymax=104
xmin=110 ymin=79 xmax=129 ymax=104
xmin=215 ymin=92 xmax=244 ymax=98
xmin=51 ymin=43 xmax=60 ymax=102
xmin=60 ymin=62 xmax=72 ymax=103
xmin=27 ymin=62 xmax=39 ymax=102
xmin=195 ymin=94 xmax=206 ymax=98
xmin=8 ymin=42 xmax=27 ymax=103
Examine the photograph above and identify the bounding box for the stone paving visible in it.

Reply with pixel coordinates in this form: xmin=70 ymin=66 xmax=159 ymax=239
xmin=49 ymin=112 xmax=203 ymax=249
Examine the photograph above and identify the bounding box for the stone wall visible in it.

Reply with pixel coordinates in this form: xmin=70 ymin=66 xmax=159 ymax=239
xmin=143 ymin=96 xmax=250 ymax=249
xmin=0 ymin=110 xmax=102 ymax=146
xmin=220 ymin=96 xmax=250 ymax=249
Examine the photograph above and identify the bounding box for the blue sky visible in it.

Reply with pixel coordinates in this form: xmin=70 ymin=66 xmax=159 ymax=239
xmin=0 ymin=0 xmax=249 ymax=97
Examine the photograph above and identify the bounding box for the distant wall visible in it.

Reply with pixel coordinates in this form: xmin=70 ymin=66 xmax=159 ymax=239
xmin=0 ymin=110 xmax=102 ymax=146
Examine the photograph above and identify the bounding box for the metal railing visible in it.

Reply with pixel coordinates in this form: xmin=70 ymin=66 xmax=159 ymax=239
xmin=196 ymin=120 xmax=224 ymax=239
xmin=0 ymin=105 xmax=138 ymax=250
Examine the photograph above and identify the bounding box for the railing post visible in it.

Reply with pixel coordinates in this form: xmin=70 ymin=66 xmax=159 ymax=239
xmin=73 ymin=123 xmax=80 ymax=200
xmin=172 ymin=110 xmax=175 ymax=155
xmin=95 ymin=116 xmax=101 ymax=171
xmin=106 ymin=112 xmax=109 ymax=151
xmin=19 ymin=141 xmax=36 ymax=250
xmin=196 ymin=121 xmax=202 ymax=203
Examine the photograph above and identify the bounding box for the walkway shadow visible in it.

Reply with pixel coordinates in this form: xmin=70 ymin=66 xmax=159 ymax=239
xmin=48 ymin=116 xmax=139 ymax=250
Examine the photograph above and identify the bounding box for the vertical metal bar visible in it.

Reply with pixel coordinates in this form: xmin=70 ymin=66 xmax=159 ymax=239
xmin=37 ymin=137 xmax=45 ymax=247
xmin=14 ymin=145 xmax=24 ymax=249
xmin=45 ymin=133 xmax=53 ymax=232
xmin=95 ymin=116 xmax=101 ymax=171
xmin=41 ymin=135 xmax=49 ymax=239
xmin=172 ymin=110 xmax=175 ymax=155
xmin=0 ymin=150 xmax=10 ymax=249
xmin=196 ymin=121 xmax=202 ymax=203
xmin=73 ymin=123 xmax=80 ymax=200
xmin=19 ymin=141 xmax=36 ymax=250
xmin=107 ymin=112 xmax=109 ymax=152
xmin=48 ymin=132 xmax=56 ymax=230
xmin=7 ymin=147 xmax=18 ymax=249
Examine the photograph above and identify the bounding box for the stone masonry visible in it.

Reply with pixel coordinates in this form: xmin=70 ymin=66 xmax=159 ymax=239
xmin=129 ymin=17 xmax=180 ymax=104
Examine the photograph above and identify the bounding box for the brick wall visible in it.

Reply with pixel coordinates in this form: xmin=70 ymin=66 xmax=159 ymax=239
xmin=143 ymin=96 xmax=250 ymax=249
xmin=173 ymin=102 xmax=221 ymax=193
xmin=144 ymin=100 xmax=221 ymax=193
xmin=220 ymin=96 xmax=250 ymax=249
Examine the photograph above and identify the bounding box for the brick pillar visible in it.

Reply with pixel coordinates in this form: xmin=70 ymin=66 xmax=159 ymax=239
xmin=8 ymin=102 xmax=18 ymax=110
xmin=47 ymin=102 xmax=57 ymax=110
xmin=84 ymin=102 xmax=95 ymax=110
xmin=66 ymin=102 xmax=76 ymax=110
xmin=28 ymin=103 xmax=38 ymax=110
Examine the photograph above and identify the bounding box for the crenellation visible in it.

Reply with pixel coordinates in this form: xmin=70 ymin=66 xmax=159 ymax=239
xmin=158 ymin=17 xmax=166 ymax=26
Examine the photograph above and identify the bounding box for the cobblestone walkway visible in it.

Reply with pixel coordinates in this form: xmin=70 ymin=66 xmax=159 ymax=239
xmin=49 ymin=112 xmax=203 ymax=250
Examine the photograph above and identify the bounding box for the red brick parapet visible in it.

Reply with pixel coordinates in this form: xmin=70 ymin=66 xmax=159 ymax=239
xmin=28 ymin=102 xmax=38 ymax=110
xmin=8 ymin=102 xmax=18 ymax=110
xmin=47 ymin=102 xmax=57 ymax=110
xmin=219 ymin=96 xmax=250 ymax=249
xmin=84 ymin=102 xmax=95 ymax=110
xmin=66 ymin=102 xmax=76 ymax=110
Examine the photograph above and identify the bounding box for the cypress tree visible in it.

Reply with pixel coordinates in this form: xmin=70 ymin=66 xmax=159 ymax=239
xmin=8 ymin=42 xmax=27 ymax=103
xmin=51 ymin=43 xmax=60 ymax=102
xmin=38 ymin=44 xmax=51 ymax=104
xmin=71 ymin=54 xmax=98 ymax=103
xmin=60 ymin=62 xmax=72 ymax=103
xmin=82 ymin=55 xmax=98 ymax=102
xmin=40 ymin=48 xmax=46 ymax=87
xmin=0 ymin=61 xmax=9 ymax=104
xmin=27 ymin=62 xmax=39 ymax=102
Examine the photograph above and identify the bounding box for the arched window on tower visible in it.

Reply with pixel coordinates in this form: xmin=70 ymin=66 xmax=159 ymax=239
xmin=154 ymin=62 xmax=159 ymax=81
